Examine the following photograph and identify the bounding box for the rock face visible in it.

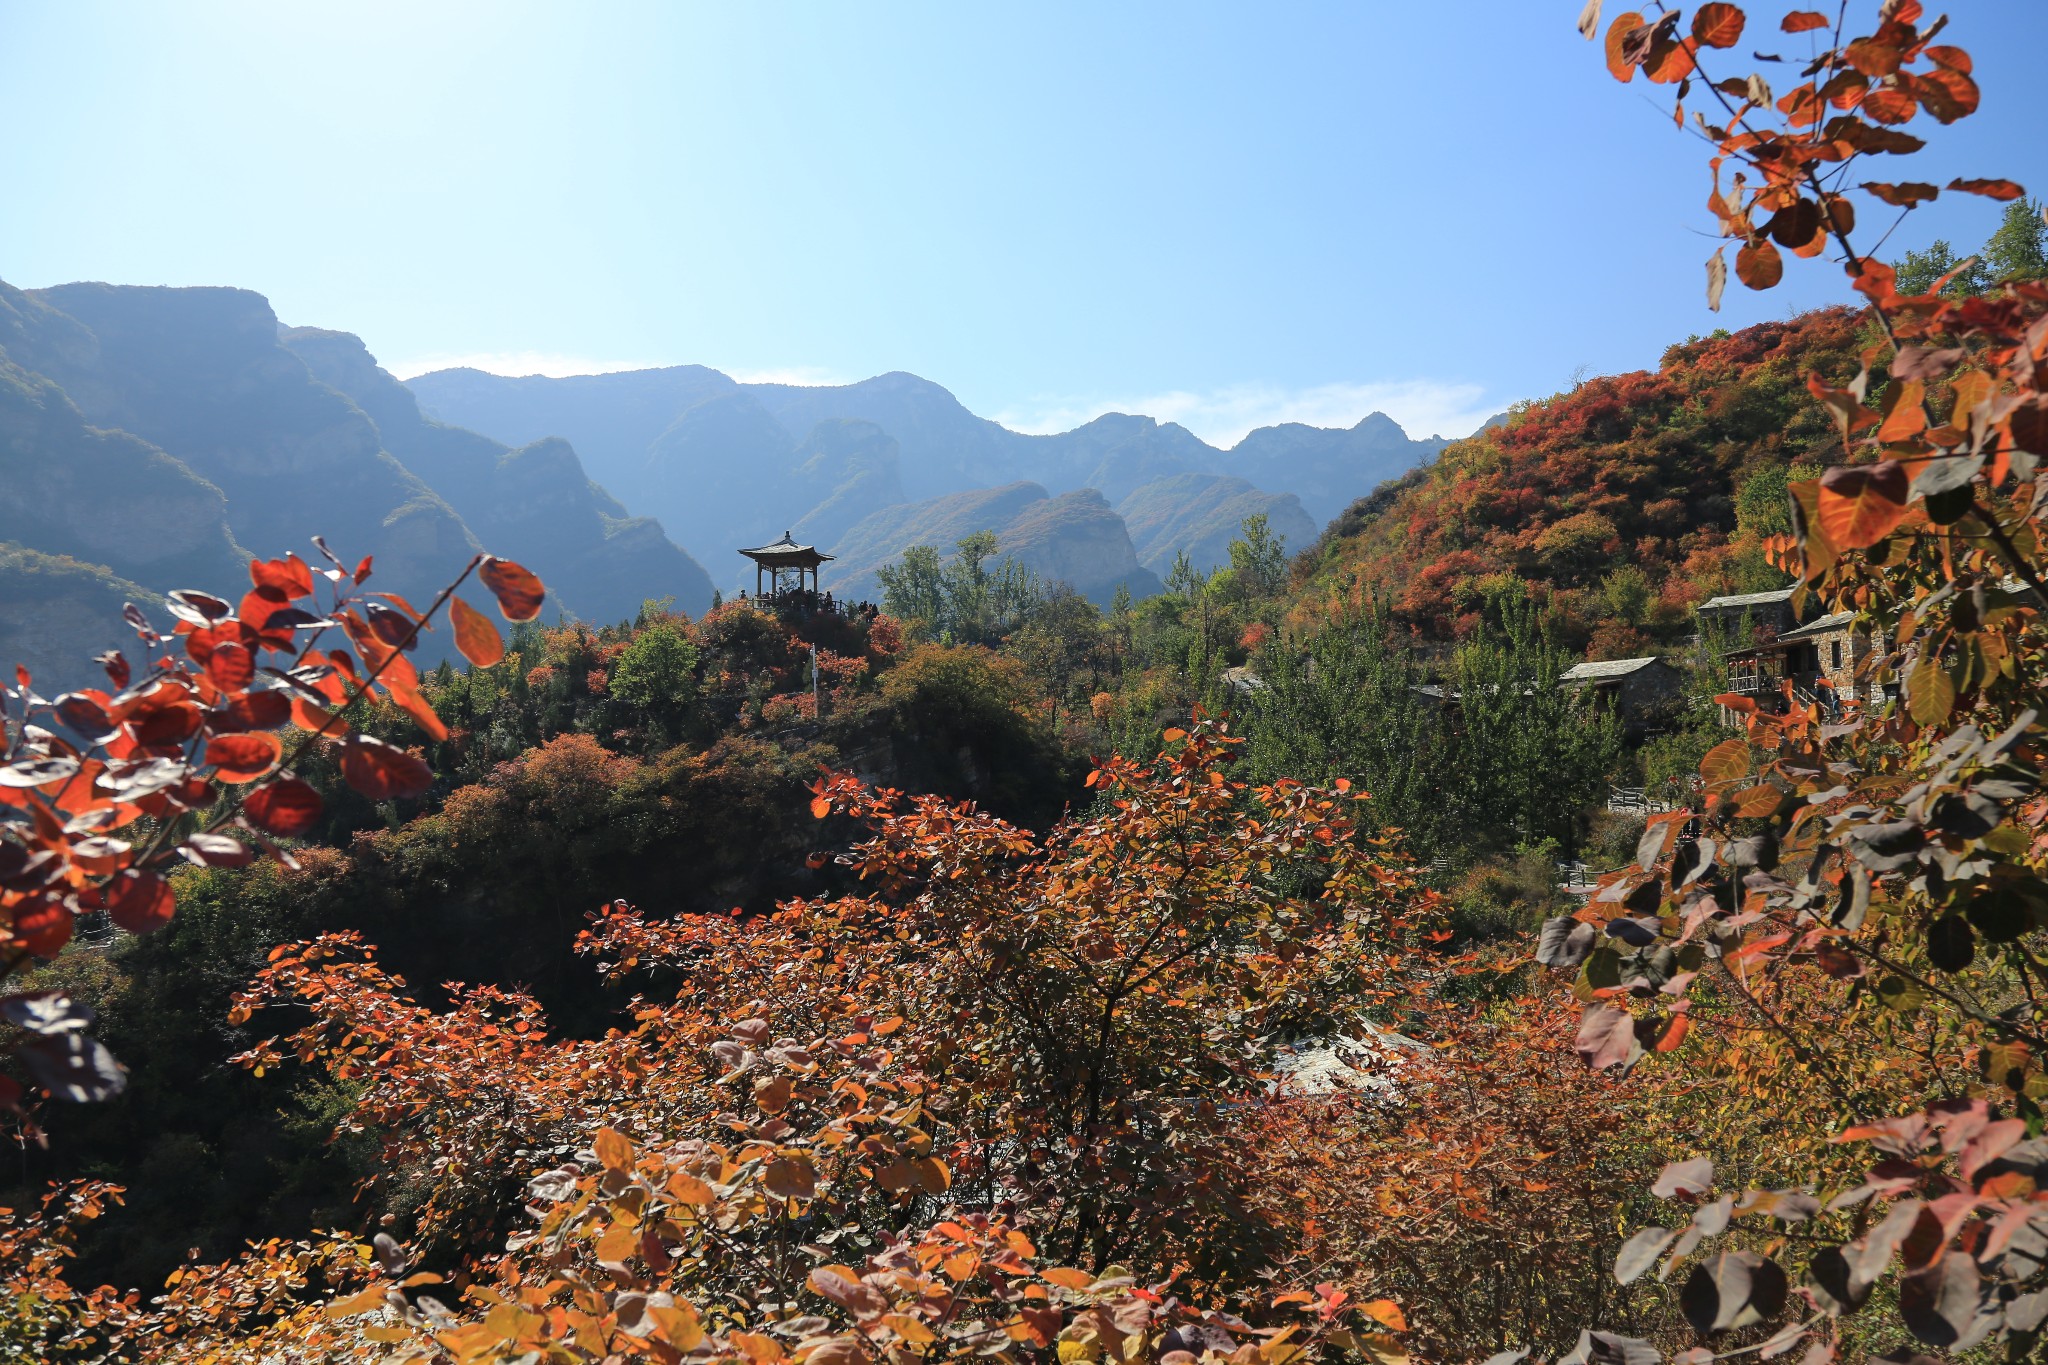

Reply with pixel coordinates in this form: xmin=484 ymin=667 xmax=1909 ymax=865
xmin=0 ymin=278 xmax=714 ymax=686
xmin=825 ymin=483 xmax=1163 ymax=606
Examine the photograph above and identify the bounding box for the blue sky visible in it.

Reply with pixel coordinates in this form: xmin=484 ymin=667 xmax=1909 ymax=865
xmin=3 ymin=1 xmax=2042 ymax=445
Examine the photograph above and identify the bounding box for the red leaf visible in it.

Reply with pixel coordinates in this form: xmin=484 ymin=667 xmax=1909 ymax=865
xmin=1947 ymin=177 xmax=2025 ymax=202
xmin=205 ymin=732 xmax=283 ymax=783
xmin=222 ymin=690 xmax=292 ymax=731
xmin=339 ymin=737 xmax=433 ymax=802
xmin=479 ymin=557 xmax=546 ymax=622
xmin=249 ymin=555 xmax=314 ymax=599
xmin=1780 ymin=10 xmax=1828 ymax=32
xmin=245 ymin=779 xmax=324 ymax=837
xmin=11 ymin=898 xmax=72 ymax=957
xmin=1690 ymin=3 xmax=1743 ymax=48
xmin=1914 ymin=68 xmax=1979 ymax=123
xmin=1818 ymin=461 xmax=1912 ymax=549
xmin=206 ymin=641 xmax=255 ymax=691
xmin=1576 ymin=1004 xmax=1644 ymax=1073
xmin=450 ymin=595 xmax=505 ymax=668
xmin=353 ymin=555 xmax=374 ymax=585
xmin=1862 ymin=85 xmax=1918 ymax=124
xmin=54 ymin=693 xmax=117 ymax=742
xmin=180 ymin=832 xmax=253 ymax=869
xmin=106 ymin=869 xmax=175 ymax=934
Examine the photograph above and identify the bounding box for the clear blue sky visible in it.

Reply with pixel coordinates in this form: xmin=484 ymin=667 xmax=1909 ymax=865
xmin=3 ymin=1 xmax=2042 ymax=445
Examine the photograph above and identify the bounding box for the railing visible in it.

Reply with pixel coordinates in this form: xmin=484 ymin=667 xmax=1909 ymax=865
xmin=1608 ymin=785 xmax=1683 ymax=814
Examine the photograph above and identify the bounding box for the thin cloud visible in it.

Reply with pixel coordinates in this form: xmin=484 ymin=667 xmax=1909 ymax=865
xmin=383 ymin=350 xmax=670 ymax=381
xmin=995 ymin=379 xmax=1498 ymax=448
xmin=724 ymin=365 xmax=851 ymax=388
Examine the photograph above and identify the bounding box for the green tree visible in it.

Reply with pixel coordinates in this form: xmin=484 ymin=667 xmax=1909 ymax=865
xmin=877 ymin=544 xmax=946 ymax=634
xmin=1242 ymin=606 xmax=1446 ymax=852
xmin=1226 ymin=513 xmax=1288 ymax=600
xmin=1443 ymin=592 xmax=1621 ymax=854
xmin=1894 ymin=238 xmax=1986 ymax=298
xmin=1982 ymin=197 xmax=2048 ymax=283
xmin=607 ymin=621 xmax=700 ymax=739
xmin=1008 ymin=585 xmax=1103 ymax=726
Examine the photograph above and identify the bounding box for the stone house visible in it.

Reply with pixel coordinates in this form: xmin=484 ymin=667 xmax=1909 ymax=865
xmin=1718 ymin=609 xmax=1877 ymax=714
xmin=1560 ymin=657 xmax=1685 ymax=737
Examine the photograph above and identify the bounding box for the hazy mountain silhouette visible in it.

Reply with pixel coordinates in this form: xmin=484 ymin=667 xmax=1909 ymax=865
xmin=410 ymin=365 xmax=1448 ymax=594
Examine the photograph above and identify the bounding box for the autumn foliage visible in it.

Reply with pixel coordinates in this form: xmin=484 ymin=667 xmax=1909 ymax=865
xmin=7 ymin=5 xmax=2048 ymax=1364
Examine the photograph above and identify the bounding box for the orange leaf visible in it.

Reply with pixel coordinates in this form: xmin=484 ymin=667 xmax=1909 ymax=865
xmin=1736 ymin=238 xmax=1783 ymax=289
xmin=1817 ymin=461 xmax=1911 ymax=548
xmin=1700 ymin=738 xmax=1750 ymax=789
xmin=1947 ymin=177 xmax=2025 ymax=202
xmin=479 ymin=557 xmax=546 ymax=622
xmin=1862 ymin=181 xmax=1939 ymax=208
xmin=449 ymin=595 xmax=505 ymax=668
xmin=1690 ymin=3 xmax=1743 ymax=48
xmin=1604 ymin=10 xmax=1646 ymax=82
xmin=387 ymin=682 xmax=450 ymax=744
xmin=1877 ymin=380 xmax=1928 ymax=443
xmin=1040 ymin=1267 xmax=1095 ymax=1291
xmin=1780 ymin=10 xmax=1828 ymax=32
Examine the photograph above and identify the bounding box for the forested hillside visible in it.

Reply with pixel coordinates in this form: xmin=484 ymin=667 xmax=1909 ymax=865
xmin=1296 ymin=307 xmax=1866 ymax=651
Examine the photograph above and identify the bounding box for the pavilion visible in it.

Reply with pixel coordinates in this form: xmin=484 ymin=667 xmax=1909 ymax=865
xmin=739 ymin=532 xmax=834 ymax=602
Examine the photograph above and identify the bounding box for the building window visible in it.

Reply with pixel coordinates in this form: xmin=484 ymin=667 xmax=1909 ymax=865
xmin=1831 ymin=640 xmax=1843 ymax=671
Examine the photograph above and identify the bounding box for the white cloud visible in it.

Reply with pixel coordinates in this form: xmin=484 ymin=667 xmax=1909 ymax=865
xmin=993 ymin=378 xmax=1497 ymax=448
xmin=382 ymin=350 xmax=670 ymax=381
xmin=722 ymin=365 xmax=851 ymax=388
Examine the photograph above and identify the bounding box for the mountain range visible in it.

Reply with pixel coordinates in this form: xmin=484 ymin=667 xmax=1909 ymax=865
xmin=408 ymin=367 xmax=1451 ymax=601
xmin=0 ymin=275 xmax=1453 ymax=682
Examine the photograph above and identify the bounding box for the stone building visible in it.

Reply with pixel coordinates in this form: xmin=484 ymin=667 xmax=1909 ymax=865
xmin=1560 ymin=656 xmax=1685 ymax=737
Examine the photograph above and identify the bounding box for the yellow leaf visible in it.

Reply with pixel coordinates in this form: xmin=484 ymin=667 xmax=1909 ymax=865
xmin=649 ymin=1302 xmax=705 ymax=1351
xmin=1361 ymin=1299 xmax=1408 ymax=1333
xmin=595 ymin=1221 xmax=638 ymax=1267
xmin=764 ymin=1155 xmax=817 ymax=1200
xmin=1040 ymin=1266 xmax=1096 ymax=1291
xmin=1699 ymin=738 xmax=1751 ymax=789
xmin=1359 ymin=1333 xmax=1410 ymax=1365
xmin=324 ymin=1285 xmax=391 ymax=1318
xmin=594 ymin=1127 xmax=634 ymax=1171
xmin=885 ymin=1313 xmax=938 ymax=1345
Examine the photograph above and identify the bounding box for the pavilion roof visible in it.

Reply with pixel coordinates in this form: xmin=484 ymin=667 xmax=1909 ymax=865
xmin=739 ymin=532 xmax=835 ymax=567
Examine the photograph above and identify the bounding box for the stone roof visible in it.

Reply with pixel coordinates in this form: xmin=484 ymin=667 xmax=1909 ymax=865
xmin=1697 ymin=587 xmax=1796 ymax=611
xmin=1776 ymin=610 xmax=1857 ymax=643
xmin=1562 ymin=656 xmax=1669 ymax=682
